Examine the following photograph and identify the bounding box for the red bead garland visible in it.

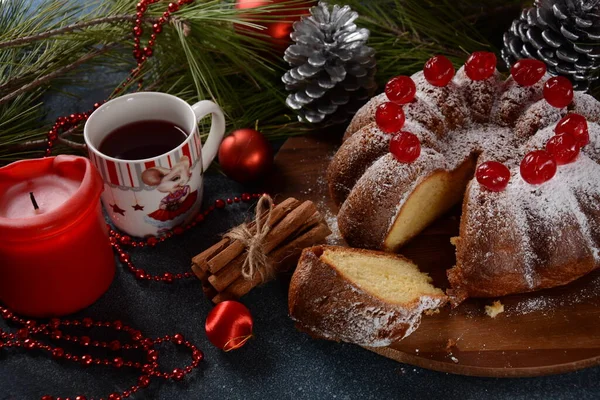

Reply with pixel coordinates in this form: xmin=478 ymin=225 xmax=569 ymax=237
xmin=1 ymin=193 xmax=265 ymax=399
xmin=0 ymin=305 xmax=203 ymax=400
xmin=44 ymin=0 xmax=195 ymax=157
xmin=110 ymin=193 xmax=265 ymax=283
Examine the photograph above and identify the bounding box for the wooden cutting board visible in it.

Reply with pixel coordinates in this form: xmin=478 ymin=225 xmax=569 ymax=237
xmin=269 ymin=133 xmax=600 ymax=378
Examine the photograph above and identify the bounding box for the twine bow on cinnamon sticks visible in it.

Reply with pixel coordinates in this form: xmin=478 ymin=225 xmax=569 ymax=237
xmin=224 ymin=195 xmax=275 ymax=282
xmin=191 ymin=195 xmax=331 ymax=303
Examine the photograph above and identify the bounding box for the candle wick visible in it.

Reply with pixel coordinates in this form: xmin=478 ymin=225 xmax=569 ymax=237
xmin=29 ymin=192 xmax=40 ymax=210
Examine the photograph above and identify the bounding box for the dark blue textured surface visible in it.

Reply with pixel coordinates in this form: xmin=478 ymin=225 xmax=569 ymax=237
xmin=2 ymin=7 xmax=600 ymax=396
xmin=1 ymin=171 xmax=600 ymax=400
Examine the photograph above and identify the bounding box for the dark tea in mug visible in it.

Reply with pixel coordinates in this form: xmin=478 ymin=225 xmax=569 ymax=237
xmin=98 ymin=120 xmax=188 ymax=160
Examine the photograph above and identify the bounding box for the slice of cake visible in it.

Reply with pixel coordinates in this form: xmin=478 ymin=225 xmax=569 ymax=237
xmin=288 ymin=245 xmax=447 ymax=347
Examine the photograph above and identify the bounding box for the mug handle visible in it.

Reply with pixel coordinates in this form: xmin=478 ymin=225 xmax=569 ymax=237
xmin=191 ymin=100 xmax=226 ymax=172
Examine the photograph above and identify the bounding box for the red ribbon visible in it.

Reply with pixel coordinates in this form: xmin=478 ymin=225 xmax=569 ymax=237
xmin=205 ymin=301 xmax=253 ymax=351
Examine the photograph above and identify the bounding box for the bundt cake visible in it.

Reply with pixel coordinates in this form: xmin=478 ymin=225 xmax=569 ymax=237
xmin=288 ymin=245 xmax=447 ymax=346
xmin=327 ymin=53 xmax=600 ymax=304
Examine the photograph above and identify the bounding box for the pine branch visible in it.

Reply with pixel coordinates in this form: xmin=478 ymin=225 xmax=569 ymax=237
xmin=358 ymin=15 xmax=466 ymax=59
xmin=0 ymin=15 xmax=148 ymax=49
xmin=0 ymin=0 xmax=593 ymax=166
xmin=0 ymin=44 xmax=115 ymax=105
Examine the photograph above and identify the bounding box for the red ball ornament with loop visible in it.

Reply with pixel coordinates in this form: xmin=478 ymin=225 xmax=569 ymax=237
xmin=546 ymin=133 xmax=581 ymax=165
xmin=423 ymin=55 xmax=455 ymax=87
xmin=555 ymin=113 xmax=589 ymax=147
xmin=511 ymin=59 xmax=547 ymax=86
xmin=476 ymin=161 xmax=511 ymax=192
xmin=218 ymin=129 xmax=274 ymax=183
xmin=205 ymin=301 xmax=253 ymax=351
xmin=464 ymin=51 xmax=497 ymax=81
xmin=375 ymin=102 xmax=405 ymax=133
xmin=389 ymin=131 xmax=421 ymax=163
xmin=385 ymin=76 xmax=416 ymax=104
xmin=520 ymin=150 xmax=557 ymax=185
xmin=543 ymin=76 xmax=573 ymax=108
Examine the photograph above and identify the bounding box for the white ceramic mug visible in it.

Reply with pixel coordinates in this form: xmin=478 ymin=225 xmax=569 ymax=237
xmin=84 ymin=92 xmax=225 ymax=237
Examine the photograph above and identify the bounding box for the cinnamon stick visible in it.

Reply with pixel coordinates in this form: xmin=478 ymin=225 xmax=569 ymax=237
xmin=191 ymin=238 xmax=230 ymax=271
xmin=206 ymin=198 xmax=301 ymax=274
xmin=208 ymin=253 xmax=246 ymax=292
xmin=191 ymin=263 xmax=208 ymax=280
xmin=207 ymin=209 xmax=324 ymax=291
xmin=207 ymin=241 xmax=246 ymax=274
xmin=269 ymin=220 xmax=331 ymax=272
xmin=262 ymin=201 xmax=317 ymax=254
xmin=212 ymin=221 xmax=331 ymax=303
xmin=190 ymin=195 xmax=332 ymax=303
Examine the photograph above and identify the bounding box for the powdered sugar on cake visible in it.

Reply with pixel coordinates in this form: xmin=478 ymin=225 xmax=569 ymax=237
xmin=331 ymin=61 xmax=600 ymax=302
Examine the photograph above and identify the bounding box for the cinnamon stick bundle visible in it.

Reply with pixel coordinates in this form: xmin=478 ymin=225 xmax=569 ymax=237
xmin=191 ymin=196 xmax=330 ymax=303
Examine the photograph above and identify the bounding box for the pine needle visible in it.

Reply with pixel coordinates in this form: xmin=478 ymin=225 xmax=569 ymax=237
xmin=0 ymin=0 xmax=597 ymax=165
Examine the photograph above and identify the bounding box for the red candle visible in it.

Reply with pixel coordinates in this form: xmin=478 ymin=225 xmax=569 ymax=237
xmin=0 ymin=156 xmax=115 ymax=317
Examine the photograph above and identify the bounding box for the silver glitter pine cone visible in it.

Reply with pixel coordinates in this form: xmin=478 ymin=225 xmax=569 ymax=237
xmin=282 ymin=2 xmax=377 ymax=124
xmin=501 ymin=0 xmax=600 ymax=91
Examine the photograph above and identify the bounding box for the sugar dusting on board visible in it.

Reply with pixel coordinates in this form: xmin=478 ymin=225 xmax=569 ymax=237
xmin=280 ymin=62 xmax=600 ymax=373
xmin=308 ymin=156 xmax=344 ymax=245
xmin=507 ymin=270 xmax=600 ymax=316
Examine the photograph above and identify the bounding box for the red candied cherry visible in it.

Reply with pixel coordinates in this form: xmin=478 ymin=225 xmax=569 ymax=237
xmin=546 ymin=133 xmax=580 ymax=165
xmin=476 ymin=161 xmax=510 ymax=192
xmin=555 ymin=113 xmax=589 ymax=147
xmin=375 ymin=102 xmax=405 ymax=133
xmin=385 ymin=76 xmax=416 ymax=104
xmin=423 ymin=55 xmax=455 ymax=87
xmin=520 ymin=150 xmax=557 ymax=185
xmin=389 ymin=131 xmax=421 ymax=163
xmin=543 ymin=76 xmax=573 ymax=108
xmin=465 ymin=51 xmax=497 ymax=81
xmin=511 ymin=59 xmax=547 ymax=87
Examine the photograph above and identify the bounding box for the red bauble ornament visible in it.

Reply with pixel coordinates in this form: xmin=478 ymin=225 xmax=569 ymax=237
xmin=546 ymin=133 xmax=581 ymax=165
xmin=234 ymin=0 xmax=314 ymax=50
xmin=520 ymin=150 xmax=557 ymax=185
xmin=465 ymin=51 xmax=497 ymax=81
xmin=543 ymin=76 xmax=573 ymax=108
xmin=389 ymin=131 xmax=421 ymax=163
xmin=205 ymin=301 xmax=253 ymax=351
xmin=218 ymin=129 xmax=273 ymax=183
xmin=511 ymin=59 xmax=547 ymax=87
xmin=375 ymin=102 xmax=405 ymax=133
xmin=385 ymin=76 xmax=416 ymax=105
xmin=423 ymin=55 xmax=455 ymax=87
xmin=555 ymin=113 xmax=589 ymax=147
xmin=476 ymin=161 xmax=510 ymax=192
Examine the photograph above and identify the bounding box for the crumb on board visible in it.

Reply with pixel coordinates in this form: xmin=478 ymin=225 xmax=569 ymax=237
xmin=450 ymin=356 xmax=459 ymax=364
xmin=424 ymin=308 xmax=440 ymax=316
xmin=485 ymin=300 xmax=505 ymax=318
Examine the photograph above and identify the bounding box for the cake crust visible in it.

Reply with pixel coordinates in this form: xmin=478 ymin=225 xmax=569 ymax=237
xmin=329 ymin=64 xmax=600 ymax=304
xmin=288 ymin=245 xmax=447 ymax=347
